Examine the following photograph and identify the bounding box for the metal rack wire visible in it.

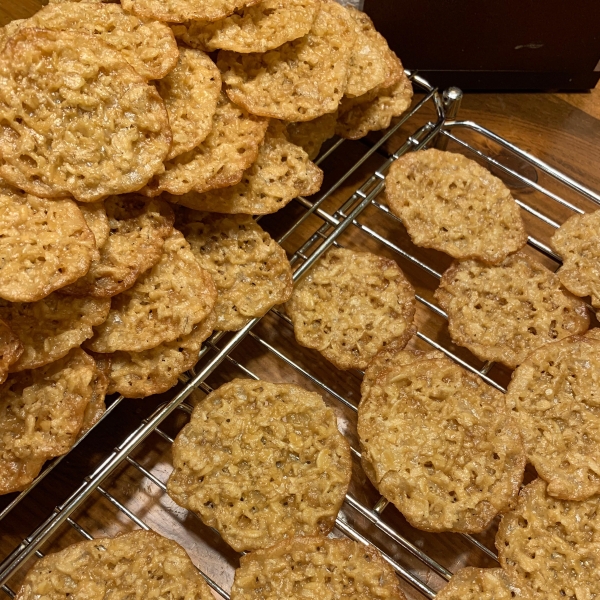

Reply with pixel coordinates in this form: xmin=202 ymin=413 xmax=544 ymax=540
xmin=1 ymin=73 xmax=599 ymax=599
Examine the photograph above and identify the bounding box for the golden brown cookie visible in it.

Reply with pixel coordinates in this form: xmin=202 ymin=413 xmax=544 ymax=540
xmin=436 ymin=568 xmax=533 ymax=600
xmin=143 ymin=92 xmax=268 ymax=196
xmin=61 ymin=195 xmax=175 ymax=298
xmin=286 ymin=247 xmax=416 ymax=370
xmin=218 ymin=0 xmax=356 ymax=121
xmin=85 ymin=230 xmax=216 ymax=353
xmin=166 ymin=122 xmax=323 ymax=214
xmin=14 ymin=530 xmax=215 ymax=600
xmin=385 ymin=149 xmax=528 ymax=264
xmin=0 ymin=29 xmax=171 ymax=202
xmin=0 ymin=194 xmax=96 ymax=303
xmin=77 ymin=203 xmax=110 ymax=264
xmin=358 ymin=355 xmax=525 ymax=532
xmin=156 ymin=47 xmax=221 ymax=160
xmin=167 ymin=379 xmax=352 ymax=552
xmin=78 ymin=358 xmax=110 ymax=436
xmin=286 ymin=110 xmax=338 ymax=161
xmin=506 ymin=333 xmax=600 ymax=501
xmin=179 ymin=213 xmax=293 ymax=330
xmin=0 ymin=319 xmax=22 ymax=385
xmin=0 ymin=294 xmax=110 ymax=372
xmin=230 ymin=535 xmax=405 ymax=600
xmin=497 ymin=478 xmax=600 ymax=600
xmin=122 ymin=0 xmax=261 ymax=22
xmin=0 ymin=348 xmax=96 ymax=495
xmin=435 ymin=251 xmax=590 ymax=368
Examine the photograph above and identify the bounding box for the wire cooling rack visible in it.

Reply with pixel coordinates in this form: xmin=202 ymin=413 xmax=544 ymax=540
xmin=1 ymin=73 xmax=599 ymax=599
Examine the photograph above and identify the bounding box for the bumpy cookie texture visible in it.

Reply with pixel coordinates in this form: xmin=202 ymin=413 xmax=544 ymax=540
xmin=180 ymin=213 xmax=293 ymax=330
xmin=0 ymin=29 xmax=171 ymax=202
xmin=167 ymin=379 xmax=352 ymax=552
xmin=16 ymin=3 xmax=179 ymax=80
xmin=436 ymin=568 xmax=533 ymax=600
xmin=167 ymin=123 xmax=323 ymax=214
xmin=62 ymin=195 xmax=175 ymax=298
xmin=358 ymin=356 xmax=525 ymax=532
xmin=218 ymin=0 xmax=356 ymax=121
xmin=435 ymin=252 xmax=590 ymax=369
xmin=0 ymin=320 xmax=22 ymax=385
xmin=286 ymin=247 xmax=416 ymax=370
xmin=144 ymin=92 xmax=268 ymax=196
xmin=122 ymin=0 xmax=261 ymax=22
xmin=174 ymin=0 xmax=319 ymax=53
xmin=105 ymin=311 xmax=216 ymax=398
xmin=0 ymin=294 xmax=110 ymax=372
xmin=14 ymin=530 xmax=215 ymax=600
xmin=86 ymin=230 xmax=216 ymax=353
xmin=552 ymin=209 xmax=600 ymax=313
xmin=0 ymin=194 xmax=95 ymax=303
xmin=506 ymin=333 xmax=600 ymax=501
xmin=156 ymin=47 xmax=221 ymax=160
xmin=78 ymin=360 xmax=110 ymax=436
xmin=286 ymin=111 xmax=338 ymax=160
xmin=231 ymin=535 xmax=405 ymax=600
xmin=78 ymin=203 xmax=110 ymax=263
xmin=497 ymin=478 xmax=600 ymax=600
xmin=0 ymin=349 xmax=95 ymax=495
xmin=385 ymin=149 xmax=528 ymax=264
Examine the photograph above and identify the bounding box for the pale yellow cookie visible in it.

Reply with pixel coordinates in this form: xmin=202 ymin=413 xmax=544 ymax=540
xmin=436 ymin=568 xmax=533 ymax=600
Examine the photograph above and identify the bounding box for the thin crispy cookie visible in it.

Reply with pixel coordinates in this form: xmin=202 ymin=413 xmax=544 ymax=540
xmin=358 ymin=356 xmax=525 ymax=533
xmin=286 ymin=247 xmax=416 ymax=370
xmin=77 ymin=203 xmax=110 ymax=263
xmin=61 ymin=195 xmax=175 ymax=298
xmin=143 ymin=92 xmax=268 ymax=196
xmin=0 ymin=320 xmax=22 ymax=385
xmin=180 ymin=213 xmax=293 ymax=330
xmin=78 ymin=359 xmax=110 ymax=436
xmin=15 ymin=531 xmax=215 ymax=600
xmin=167 ymin=379 xmax=352 ymax=551
xmin=231 ymin=536 xmax=405 ymax=600
xmin=0 ymin=29 xmax=171 ymax=202
xmin=436 ymin=568 xmax=533 ymax=600
xmin=16 ymin=3 xmax=179 ymax=80
xmin=497 ymin=479 xmax=600 ymax=600
xmin=165 ymin=122 xmax=323 ymax=214
xmin=435 ymin=251 xmax=590 ymax=369
xmin=506 ymin=333 xmax=600 ymax=501
xmin=0 ymin=348 xmax=95 ymax=495
xmin=0 ymin=193 xmax=95 ymax=303
xmin=385 ymin=149 xmax=528 ymax=264
xmin=218 ymin=0 xmax=356 ymax=121
xmin=121 ymin=0 xmax=261 ymax=23
xmin=156 ymin=47 xmax=221 ymax=160
xmin=105 ymin=312 xmax=215 ymax=398
xmin=85 ymin=230 xmax=216 ymax=353
xmin=174 ymin=0 xmax=319 ymax=53
xmin=286 ymin=110 xmax=338 ymax=161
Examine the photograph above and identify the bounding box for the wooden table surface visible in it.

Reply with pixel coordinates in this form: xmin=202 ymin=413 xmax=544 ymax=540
xmin=1 ymin=2 xmax=600 ymax=599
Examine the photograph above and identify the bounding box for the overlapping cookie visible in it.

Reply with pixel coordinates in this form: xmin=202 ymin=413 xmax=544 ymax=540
xmin=286 ymin=111 xmax=338 ymax=160
xmin=436 ymin=568 xmax=533 ymax=600
xmin=286 ymin=247 xmax=416 ymax=370
xmin=0 ymin=320 xmax=22 ymax=385
xmin=79 ymin=358 xmax=110 ymax=436
xmin=358 ymin=353 xmax=525 ymax=532
xmin=435 ymin=251 xmax=590 ymax=368
xmin=122 ymin=0 xmax=261 ymax=23
xmin=167 ymin=379 xmax=352 ymax=551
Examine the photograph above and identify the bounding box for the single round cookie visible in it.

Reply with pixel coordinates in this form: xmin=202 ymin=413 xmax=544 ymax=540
xmin=15 ymin=3 xmax=179 ymax=80
xmin=15 ymin=530 xmax=215 ymax=600
xmin=0 ymin=294 xmax=110 ymax=372
xmin=174 ymin=0 xmax=319 ymax=53
xmin=434 ymin=251 xmax=590 ymax=369
xmin=156 ymin=47 xmax=221 ymax=160
xmin=218 ymin=0 xmax=356 ymax=121
xmin=180 ymin=213 xmax=293 ymax=330
xmin=435 ymin=568 xmax=533 ymax=600
xmin=358 ymin=356 xmax=525 ymax=532
xmin=122 ymin=0 xmax=261 ymax=22
xmin=230 ymin=535 xmax=405 ymax=600
xmin=61 ymin=195 xmax=175 ymax=298
xmin=0 ymin=348 xmax=96 ymax=495
xmin=167 ymin=379 xmax=352 ymax=552
xmin=0 ymin=193 xmax=96 ymax=302
xmin=166 ymin=122 xmax=323 ymax=214
xmin=506 ymin=333 xmax=600 ymax=501
xmin=0 ymin=319 xmax=22 ymax=385
xmin=552 ymin=209 xmax=600 ymax=314
xmin=0 ymin=29 xmax=171 ymax=202
xmin=497 ymin=478 xmax=600 ymax=600
xmin=385 ymin=149 xmax=528 ymax=264
xmin=105 ymin=311 xmax=216 ymax=398
xmin=286 ymin=110 xmax=338 ymax=161
xmin=143 ymin=92 xmax=268 ymax=196
xmin=85 ymin=229 xmax=216 ymax=353
xmin=286 ymin=247 xmax=416 ymax=370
